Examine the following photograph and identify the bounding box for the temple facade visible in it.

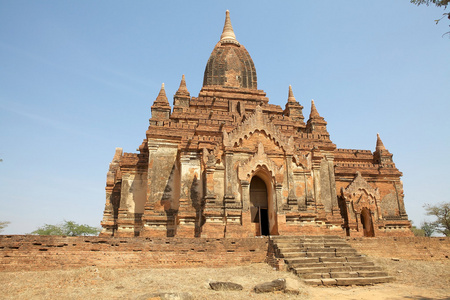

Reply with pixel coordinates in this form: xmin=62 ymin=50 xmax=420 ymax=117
xmin=100 ymin=11 xmax=412 ymax=238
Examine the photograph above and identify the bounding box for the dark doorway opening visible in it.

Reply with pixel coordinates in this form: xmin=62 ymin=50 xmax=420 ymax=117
xmin=259 ymin=208 xmax=270 ymax=236
xmin=360 ymin=208 xmax=375 ymax=237
xmin=250 ymin=176 xmax=270 ymax=236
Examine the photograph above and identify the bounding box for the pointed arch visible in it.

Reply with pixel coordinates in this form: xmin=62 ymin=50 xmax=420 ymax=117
xmin=237 ymin=142 xmax=284 ymax=183
xmin=223 ymin=105 xmax=294 ymax=154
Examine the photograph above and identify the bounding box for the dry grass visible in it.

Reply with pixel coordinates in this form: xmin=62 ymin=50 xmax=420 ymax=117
xmin=1 ymin=259 xmax=450 ymax=300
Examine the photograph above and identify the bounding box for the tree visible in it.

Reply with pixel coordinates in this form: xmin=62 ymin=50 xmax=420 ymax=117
xmin=0 ymin=221 xmax=10 ymax=233
xmin=411 ymin=0 xmax=450 ymax=36
xmin=410 ymin=224 xmax=425 ymax=236
xmin=424 ymin=202 xmax=450 ymax=236
xmin=421 ymin=221 xmax=436 ymax=237
xmin=31 ymin=220 xmax=100 ymax=236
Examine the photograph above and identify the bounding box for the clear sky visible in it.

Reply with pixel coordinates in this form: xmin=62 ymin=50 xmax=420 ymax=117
xmin=1 ymin=1 xmax=449 ymax=234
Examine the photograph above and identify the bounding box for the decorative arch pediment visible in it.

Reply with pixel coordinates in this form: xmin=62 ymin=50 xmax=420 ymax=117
xmin=222 ymin=105 xmax=294 ymax=154
xmin=238 ymin=142 xmax=284 ymax=183
xmin=341 ymin=171 xmax=379 ymax=214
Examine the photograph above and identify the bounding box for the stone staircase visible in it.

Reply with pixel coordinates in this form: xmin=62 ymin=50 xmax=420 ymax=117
xmin=270 ymin=235 xmax=394 ymax=286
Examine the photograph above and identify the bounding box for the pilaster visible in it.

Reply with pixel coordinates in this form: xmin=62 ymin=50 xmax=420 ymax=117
xmin=176 ymin=152 xmax=200 ymax=237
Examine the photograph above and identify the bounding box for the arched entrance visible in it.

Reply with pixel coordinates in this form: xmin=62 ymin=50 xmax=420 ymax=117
xmin=250 ymin=176 xmax=270 ymax=236
xmin=360 ymin=208 xmax=375 ymax=237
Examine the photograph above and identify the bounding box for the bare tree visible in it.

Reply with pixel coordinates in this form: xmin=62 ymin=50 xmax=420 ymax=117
xmin=424 ymin=202 xmax=450 ymax=236
xmin=0 ymin=221 xmax=10 ymax=233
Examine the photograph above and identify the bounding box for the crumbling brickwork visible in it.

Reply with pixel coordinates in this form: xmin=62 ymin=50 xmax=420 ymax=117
xmin=1 ymin=236 xmax=447 ymax=271
xmin=0 ymin=235 xmax=268 ymax=271
xmin=100 ymin=11 xmax=413 ymax=239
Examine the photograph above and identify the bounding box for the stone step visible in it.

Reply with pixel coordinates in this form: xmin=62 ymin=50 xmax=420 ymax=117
xmin=272 ymin=235 xmax=342 ymax=240
xmin=294 ymin=266 xmax=352 ymax=274
xmin=350 ymin=266 xmax=382 ymax=272
xmin=320 ymin=257 xmax=347 ymax=263
xmin=344 ymin=261 xmax=375 ymax=267
xmin=270 ymin=235 xmax=393 ymax=286
xmin=304 ymin=247 xmax=337 ymax=252
xmin=298 ymin=262 xmax=347 ymax=268
xmin=323 ymin=243 xmax=352 ymax=248
xmin=285 ymin=257 xmax=320 ymax=264
xmin=304 ymin=276 xmax=395 ymax=286
xmin=293 ymin=267 xmax=333 ymax=274
xmin=291 ymin=262 xmax=329 ymax=268
xmin=301 ymin=270 xmax=388 ymax=280
xmin=288 ymin=261 xmax=375 ymax=269
xmin=335 ymin=251 xmax=360 ymax=257
xmin=306 ymin=252 xmax=338 ymax=257
xmin=329 ymin=271 xmax=360 ymax=278
xmin=357 ymin=270 xmax=389 ymax=277
xmin=345 ymin=256 xmax=368 ymax=263
xmin=279 ymin=252 xmax=307 ymax=258
xmin=301 ymin=273 xmax=331 ymax=279
xmin=273 ymin=239 xmax=346 ymax=245
xmin=335 ymin=247 xmax=357 ymax=253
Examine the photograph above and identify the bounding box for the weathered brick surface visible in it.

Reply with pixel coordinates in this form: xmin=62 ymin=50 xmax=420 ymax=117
xmin=100 ymin=11 xmax=413 ymax=239
xmin=1 ymin=236 xmax=448 ymax=272
xmin=347 ymin=237 xmax=450 ymax=260
xmin=0 ymin=235 xmax=268 ymax=271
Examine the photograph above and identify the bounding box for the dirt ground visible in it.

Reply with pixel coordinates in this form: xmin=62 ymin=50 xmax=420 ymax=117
xmin=1 ymin=257 xmax=449 ymax=300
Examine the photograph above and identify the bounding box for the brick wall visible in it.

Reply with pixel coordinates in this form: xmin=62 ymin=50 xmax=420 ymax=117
xmin=347 ymin=237 xmax=450 ymax=260
xmin=1 ymin=235 xmax=448 ymax=272
xmin=0 ymin=235 xmax=268 ymax=271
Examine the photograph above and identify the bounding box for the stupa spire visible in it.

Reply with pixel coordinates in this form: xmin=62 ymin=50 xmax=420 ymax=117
xmin=306 ymin=99 xmax=329 ymax=135
xmin=220 ymin=10 xmax=239 ymax=45
xmin=376 ymin=133 xmax=386 ymax=151
xmin=309 ymin=99 xmax=321 ymax=119
xmin=175 ymin=74 xmax=190 ymax=97
xmin=154 ymin=83 xmax=170 ymax=106
xmin=288 ymin=85 xmax=296 ymax=103
xmin=151 ymin=83 xmax=171 ymax=121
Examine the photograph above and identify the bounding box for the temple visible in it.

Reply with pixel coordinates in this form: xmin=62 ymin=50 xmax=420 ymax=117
xmin=100 ymin=11 xmax=412 ymax=238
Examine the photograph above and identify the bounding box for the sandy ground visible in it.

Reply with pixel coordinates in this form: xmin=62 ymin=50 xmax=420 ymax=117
xmin=1 ymin=257 xmax=449 ymax=300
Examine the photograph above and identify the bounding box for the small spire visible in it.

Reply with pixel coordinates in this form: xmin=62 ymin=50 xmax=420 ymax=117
xmin=310 ymin=99 xmax=321 ymax=118
xmin=220 ymin=10 xmax=239 ymax=45
xmin=376 ymin=133 xmax=386 ymax=151
xmin=288 ymin=85 xmax=296 ymax=103
xmin=175 ymin=74 xmax=190 ymax=97
xmin=154 ymin=83 xmax=170 ymax=106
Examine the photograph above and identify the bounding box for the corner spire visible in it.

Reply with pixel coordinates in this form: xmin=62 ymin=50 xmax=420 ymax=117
xmin=288 ymin=85 xmax=296 ymax=103
xmin=175 ymin=74 xmax=190 ymax=97
xmin=376 ymin=133 xmax=386 ymax=151
xmin=151 ymin=83 xmax=171 ymax=121
xmin=306 ymin=99 xmax=329 ymax=136
xmin=154 ymin=83 xmax=170 ymax=107
xmin=220 ymin=10 xmax=240 ymax=45
xmin=173 ymin=75 xmax=190 ymax=110
xmin=283 ymin=85 xmax=305 ymax=124
xmin=374 ymin=133 xmax=394 ymax=165
xmin=310 ymin=99 xmax=321 ymax=119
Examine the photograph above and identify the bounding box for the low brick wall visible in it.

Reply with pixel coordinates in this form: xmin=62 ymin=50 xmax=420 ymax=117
xmin=0 ymin=235 xmax=269 ymax=271
xmin=2 ymin=235 xmax=448 ymax=272
xmin=347 ymin=237 xmax=450 ymax=260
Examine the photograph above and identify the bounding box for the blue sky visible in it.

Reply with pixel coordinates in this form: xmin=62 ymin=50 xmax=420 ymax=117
xmin=1 ymin=1 xmax=449 ymax=234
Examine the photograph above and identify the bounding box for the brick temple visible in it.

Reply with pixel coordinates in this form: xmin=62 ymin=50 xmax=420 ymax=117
xmin=100 ymin=11 xmax=412 ymax=238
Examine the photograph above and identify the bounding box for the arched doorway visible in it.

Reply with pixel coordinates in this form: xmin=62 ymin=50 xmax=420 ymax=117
xmin=250 ymin=176 xmax=270 ymax=236
xmin=360 ymin=208 xmax=375 ymax=237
